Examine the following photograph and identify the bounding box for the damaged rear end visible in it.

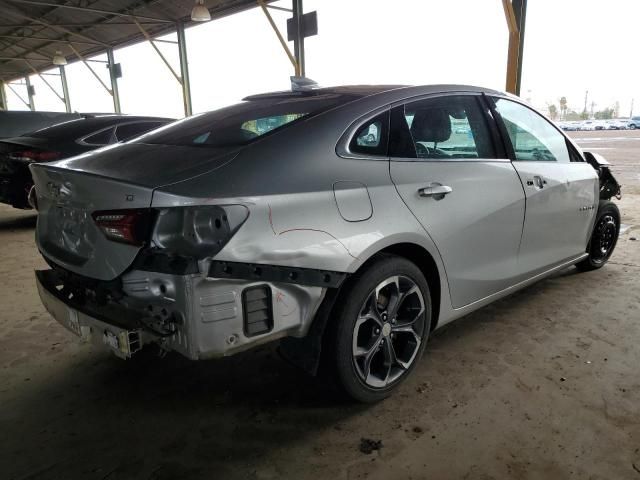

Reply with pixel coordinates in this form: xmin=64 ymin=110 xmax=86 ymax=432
xmin=30 ymin=94 xmax=347 ymax=360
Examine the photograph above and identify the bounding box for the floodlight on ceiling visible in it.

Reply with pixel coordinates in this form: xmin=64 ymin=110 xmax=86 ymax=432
xmin=52 ymin=51 xmax=67 ymax=65
xmin=191 ymin=0 xmax=211 ymax=21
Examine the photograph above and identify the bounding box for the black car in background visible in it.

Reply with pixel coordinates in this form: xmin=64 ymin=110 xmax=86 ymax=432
xmin=0 ymin=111 xmax=88 ymax=138
xmin=0 ymin=115 xmax=172 ymax=208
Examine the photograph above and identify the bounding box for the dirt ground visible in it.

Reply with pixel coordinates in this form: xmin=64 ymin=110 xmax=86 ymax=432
xmin=1 ymin=130 xmax=639 ymax=480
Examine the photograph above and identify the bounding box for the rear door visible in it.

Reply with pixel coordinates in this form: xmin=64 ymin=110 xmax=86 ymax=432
xmin=489 ymin=96 xmax=598 ymax=275
xmin=389 ymin=93 xmax=526 ymax=309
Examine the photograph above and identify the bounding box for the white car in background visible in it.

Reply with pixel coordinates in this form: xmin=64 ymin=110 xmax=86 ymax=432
xmin=609 ymin=119 xmax=629 ymax=130
xmin=580 ymin=120 xmax=596 ymax=131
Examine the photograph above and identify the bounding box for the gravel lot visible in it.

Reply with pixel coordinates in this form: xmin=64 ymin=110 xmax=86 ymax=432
xmin=0 ymin=130 xmax=638 ymax=480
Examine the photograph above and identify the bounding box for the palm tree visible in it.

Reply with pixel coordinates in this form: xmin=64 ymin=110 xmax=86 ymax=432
xmin=548 ymin=104 xmax=558 ymax=120
xmin=559 ymin=97 xmax=568 ymax=120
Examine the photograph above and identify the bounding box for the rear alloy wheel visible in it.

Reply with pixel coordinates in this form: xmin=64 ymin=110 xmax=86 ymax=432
xmin=331 ymin=256 xmax=431 ymax=402
xmin=576 ymin=201 xmax=620 ymax=271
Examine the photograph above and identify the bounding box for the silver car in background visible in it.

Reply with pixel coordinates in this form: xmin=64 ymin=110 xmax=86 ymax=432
xmin=31 ymin=83 xmax=621 ymax=402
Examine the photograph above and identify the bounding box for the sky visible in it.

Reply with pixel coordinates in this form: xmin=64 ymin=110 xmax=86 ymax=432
xmin=4 ymin=0 xmax=640 ymax=119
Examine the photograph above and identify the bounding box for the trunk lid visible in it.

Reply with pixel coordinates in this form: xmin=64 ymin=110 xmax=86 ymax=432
xmin=54 ymin=142 xmax=238 ymax=188
xmin=31 ymin=143 xmax=238 ymax=281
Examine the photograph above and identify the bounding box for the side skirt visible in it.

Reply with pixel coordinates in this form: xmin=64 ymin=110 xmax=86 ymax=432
xmin=437 ymin=253 xmax=589 ymax=328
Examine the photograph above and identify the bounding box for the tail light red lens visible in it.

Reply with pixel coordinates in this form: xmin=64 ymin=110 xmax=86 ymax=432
xmin=93 ymin=209 xmax=153 ymax=246
xmin=9 ymin=150 xmax=61 ymax=162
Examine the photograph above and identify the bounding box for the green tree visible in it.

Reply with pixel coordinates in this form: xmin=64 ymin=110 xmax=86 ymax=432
xmin=548 ymin=104 xmax=558 ymax=120
xmin=594 ymin=108 xmax=614 ymax=120
xmin=559 ymin=97 xmax=568 ymax=120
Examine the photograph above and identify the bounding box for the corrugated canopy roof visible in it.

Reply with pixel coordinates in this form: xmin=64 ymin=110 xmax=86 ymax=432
xmin=0 ymin=0 xmax=267 ymax=81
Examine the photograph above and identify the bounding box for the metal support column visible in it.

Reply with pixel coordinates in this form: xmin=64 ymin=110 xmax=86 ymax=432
xmin=258 ymin=0 xmax=299 ymax=75
xmin=25 ymin=75 xmax=35 ymax=110
xmin=176 ymin=21 xmax=193 ymax=117
xmin=106 ymin=48 xmax=121 ymax=113
xmin=292 ymin=0 xmax=305 ymax=77
xmin=502 ymin=0 xmax=519 ymax=95
xmin=0 ymin=81 xmax=7 ymax=110
xmin=59 ymin=65 xmax=71 ymax=113
xmin=107 ymin=48 xmax=122 ymax=113
xmin=513 ymin=0 xmax=527 ymax=96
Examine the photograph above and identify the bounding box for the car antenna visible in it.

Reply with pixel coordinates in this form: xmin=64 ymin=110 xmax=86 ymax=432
xmin=290 ymin=76 xmax=320 ymax=92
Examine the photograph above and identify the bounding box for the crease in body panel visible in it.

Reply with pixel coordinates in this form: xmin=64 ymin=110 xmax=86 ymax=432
xmin=267 ymin=204 xmax=360 ymax=260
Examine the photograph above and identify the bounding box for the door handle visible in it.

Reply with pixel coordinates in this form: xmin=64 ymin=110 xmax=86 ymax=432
xmin=418 ymin=184 xmax=453 ymax=199
xmin=528 ymin=176 xmax=546 ymax=189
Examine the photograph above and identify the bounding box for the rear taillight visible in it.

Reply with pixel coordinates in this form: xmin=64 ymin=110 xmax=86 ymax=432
xmin=152 ymin=205 xmax=249 ymax=258
xmin=9 ymin=150 xmax=61 ymax=162
xmin=93 ymin=209 xmax=153 ymax=246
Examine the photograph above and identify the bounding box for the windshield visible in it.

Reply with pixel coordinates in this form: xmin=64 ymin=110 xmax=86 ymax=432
xmin=139 ymin=94 xmax=353 ymax=148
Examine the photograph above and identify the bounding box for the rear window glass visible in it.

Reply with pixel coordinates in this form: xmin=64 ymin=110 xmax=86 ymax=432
xmin=139 ymin=94 xmax=351 ymax=148
xmin=115 ymin=122 xmax=165 ymax=142
xmin=82 ymin=128 xmax=113 ymax=145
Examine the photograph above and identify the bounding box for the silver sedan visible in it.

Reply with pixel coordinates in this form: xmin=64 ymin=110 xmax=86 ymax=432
xmin=30 ymin=83 xmax=621 ymax=402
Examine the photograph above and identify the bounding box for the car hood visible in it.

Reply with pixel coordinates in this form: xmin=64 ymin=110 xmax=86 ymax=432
xmin=49 ymin=142 xmax=240 ymax=190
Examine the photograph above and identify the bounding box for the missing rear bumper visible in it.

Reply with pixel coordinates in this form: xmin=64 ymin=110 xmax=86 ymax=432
xmin=35 ymin=269 xmax=152 ymax=359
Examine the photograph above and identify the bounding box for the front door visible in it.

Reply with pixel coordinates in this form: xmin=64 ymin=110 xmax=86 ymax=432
xmin=389 ymin=94 xmax=526 ymax=309
xmin=490 ymin=97 xmax=598 ymax=275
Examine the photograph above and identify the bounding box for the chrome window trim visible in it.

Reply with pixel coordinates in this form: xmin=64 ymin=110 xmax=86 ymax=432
xmin=76 ymin=120 xmax=162 ymax=147
xmin=75 ymin=125 xmax=117 ymax=147
xmin=335 ymin=106 xmax=391 ymax=161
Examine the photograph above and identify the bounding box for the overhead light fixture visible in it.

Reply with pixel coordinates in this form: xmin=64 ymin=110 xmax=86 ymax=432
xmin=191 ymin=0 xmax=211 ymax=22
xmin=52 ymin=51 xmax=67 ymax=65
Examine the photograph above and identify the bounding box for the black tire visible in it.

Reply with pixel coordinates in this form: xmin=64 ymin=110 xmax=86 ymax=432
xmin=328 ymin=255 xmax=432 ymax=403
xmin=576 ymin=200 xmax=620 ymax=272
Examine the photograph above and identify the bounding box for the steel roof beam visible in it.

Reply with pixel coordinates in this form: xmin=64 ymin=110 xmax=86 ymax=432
xmin=23 ymin=58 xmax=65 ymax=105
xmin=0 ymin=56 xmax=50 ymax=61
xmin=133 ymin=17 xmax=181 ymax=84
xmin=3 ymin=0 xmax=172 ymax=23
xmin=5 ymin=81 xmax=31 ymax=108
xmin=0 ymin=34 xmax=103 ymax=46
xmin=0 ymin=22 xmax=166 ymax=27
xmin=67 ymin=43 xmax=113 ymax=96
xmin=0 ymin=3 xmax=111 ymax=46
xmin=257 ymin=0 xmax=299 ymax=75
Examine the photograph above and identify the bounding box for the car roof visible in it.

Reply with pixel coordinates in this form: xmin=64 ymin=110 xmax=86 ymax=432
xmin=25 ymin=115 xmax=173 ymax=140
xmin=244 ymin=84 xmax=505 ymax=102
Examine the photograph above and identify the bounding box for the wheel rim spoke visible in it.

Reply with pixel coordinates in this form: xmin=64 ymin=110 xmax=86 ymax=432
xmin=352 ymin=274 xmax=426 ymax=389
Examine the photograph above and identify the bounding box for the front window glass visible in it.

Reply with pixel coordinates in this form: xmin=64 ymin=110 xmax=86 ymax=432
xmin=140 ymin=94 xmax=352 ymax=148
xmin=493 ymin=98 xmax=570 ymax=163
xmin=389 ymin=95 xmax=495 ymax=159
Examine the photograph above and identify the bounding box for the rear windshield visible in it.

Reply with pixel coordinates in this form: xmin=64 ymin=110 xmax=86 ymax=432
xmin=138 ymin=94 xmax=353 ymax=148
